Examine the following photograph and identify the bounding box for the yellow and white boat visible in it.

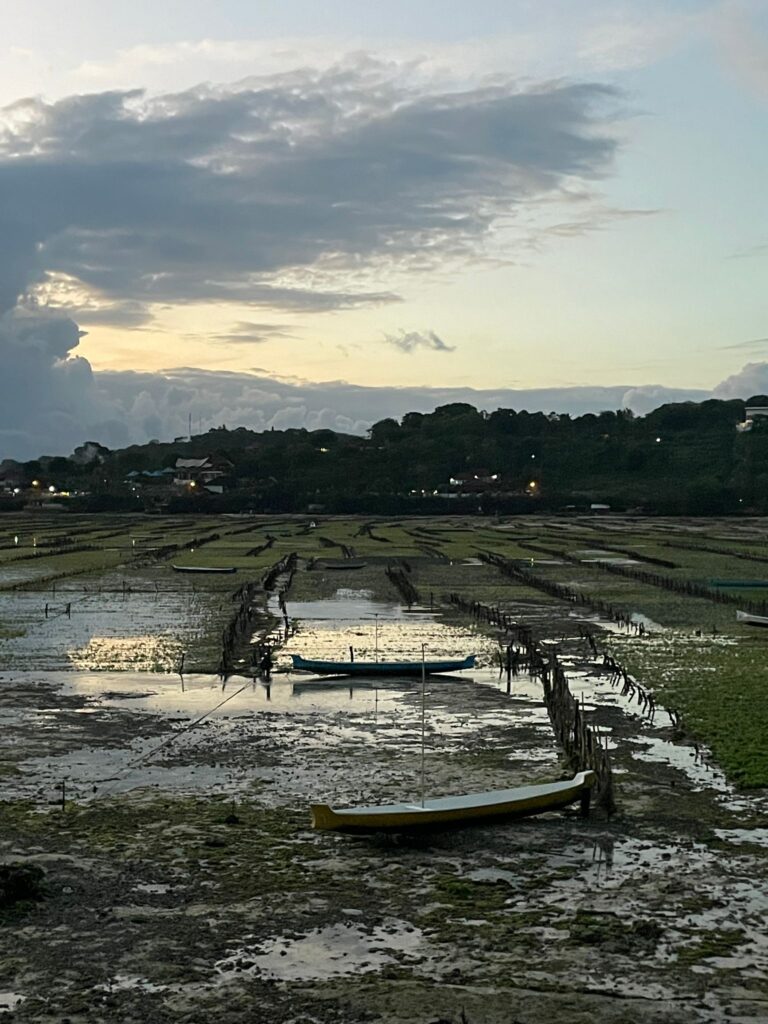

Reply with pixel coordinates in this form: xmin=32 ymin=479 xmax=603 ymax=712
xmin=311 ymin=770 xmax=596 ymax=832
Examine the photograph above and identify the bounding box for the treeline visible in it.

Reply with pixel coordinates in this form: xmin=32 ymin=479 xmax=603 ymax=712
xmin=9 ymin=395 xmax=768 ymax=515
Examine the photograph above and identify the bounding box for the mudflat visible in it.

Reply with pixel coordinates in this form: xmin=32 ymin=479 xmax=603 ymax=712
xmin=1 ymin=514 xmax=766 ymax=1023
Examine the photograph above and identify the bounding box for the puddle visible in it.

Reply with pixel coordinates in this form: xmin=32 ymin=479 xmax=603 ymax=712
xmin=628 ymin=736 xmax=730 ymax=792
xmin=630 ymin=612 xmax=665 ymax=631
xmin=0 ymin=994 xmax=23 ymax=1014
xmin=466 ymin=867 xmax=517 ymax=885
xmin=272 ymin=590 xmax=427 ymax=622
xmin=97 ymin=975 xmax=169 ymax=994
xmin=714 ymin=828 xmax=768 ymax=848
xmin=216 ymin=919 xmax=424 ymax=981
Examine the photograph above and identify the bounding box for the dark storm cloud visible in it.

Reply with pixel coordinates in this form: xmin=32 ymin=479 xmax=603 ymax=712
xmin=0 ymin=64 xmax=621 ymax=315
xmin=0 ymin=310 xmax=103 ymax=459
xmin=0 ymin=61 xmax=631 ymax=457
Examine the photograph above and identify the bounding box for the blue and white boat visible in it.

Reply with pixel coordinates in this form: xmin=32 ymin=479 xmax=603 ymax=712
xmin=290 ymin=654 xmax=476 ymax=676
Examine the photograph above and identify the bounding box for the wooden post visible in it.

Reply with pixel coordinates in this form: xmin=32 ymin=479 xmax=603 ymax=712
xmin=579 ymin=786 xmax=591 ymax=817
xmin=420 ymin=644 xmax=427 ymax=808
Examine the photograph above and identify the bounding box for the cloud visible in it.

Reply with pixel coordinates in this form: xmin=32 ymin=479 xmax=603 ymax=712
xmin=575 ymin=7 xmax=703 ymax=72
xmin=383 ymin=329 xmax=455 ymax=354
xmin=0 ymin=312 xmax=720 ymax=459
xmin=712 ymin=361 xmax=768 ymax=399
xmin=718 ymin=336 xmax=768 ymax=352
xmin=619 ymin=384 xmax=709 ymax=416
xmin=210 ymin=321 xmax=296 ymax=344
xmin=13 ymin=272 xmax=155 ymax=330
xmin=68 ymin=5 xmax=702 ymax=96
xmin=0 ymin=62 xmax=622 ymax=318
xmin=0 ymin=310 xmax=108 ymax=459
xmin=715 ymin=0 xmax=768 ymax=99
xmin=729 ymin=241 xmax=768 ymax=260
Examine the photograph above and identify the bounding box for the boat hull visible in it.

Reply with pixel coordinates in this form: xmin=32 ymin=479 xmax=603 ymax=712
xmin=712 ymin=580 xmax=768 ymax=588
xmin=316 ymin=559 xmax=367 ymax=570
xmin=172 ymin=565 xmax=238 ymax=574
xmin=736 ymin=610 xmax=768 ymax=627
xmin=311 ymin=771 xmax=596 ymax=832
xmin=291 ymin=654 xmax=476 ymax=676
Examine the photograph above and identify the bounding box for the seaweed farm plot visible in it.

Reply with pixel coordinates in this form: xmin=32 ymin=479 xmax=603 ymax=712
xmin=2 ymin=515 xmax=768 ymax=1024
xmin=0 ymin=569 xmax=233 ymax=672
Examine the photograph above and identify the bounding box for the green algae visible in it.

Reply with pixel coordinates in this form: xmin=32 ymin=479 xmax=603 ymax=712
xmin=675 ymin=928 xmax=745 ymax=966
xmin=612 ymin=635 xmax=768 ymax=787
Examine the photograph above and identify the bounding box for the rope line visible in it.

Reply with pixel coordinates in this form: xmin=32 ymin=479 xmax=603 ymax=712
xmin=92 ymin=678 xmax=252 ymax=800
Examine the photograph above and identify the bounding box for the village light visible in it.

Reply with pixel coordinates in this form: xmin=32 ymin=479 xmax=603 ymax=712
xmin=13 ymin=535 xmax=18 ymax=545
xmin=655 ymin=437 xmax=662 ymax=443
xmin=189 ymin=480 xmax=196 ymax=488
xmin=528 ymin=480 xmax=537 ymax=490
xmin=31 ymin=479 xmax=39 ymax=487
xmin=48 ymin=485 xmax=55 ymax=493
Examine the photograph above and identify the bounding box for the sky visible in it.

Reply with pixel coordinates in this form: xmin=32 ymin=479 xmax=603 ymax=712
xmin=1 ymin=0 xmax=768 ymax=458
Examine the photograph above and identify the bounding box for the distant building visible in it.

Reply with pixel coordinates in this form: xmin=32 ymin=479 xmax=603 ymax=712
xmin=446 ymin=469 xmax=501 ymax=495
xmin=173 ymin=456 xmax=232 ymax=490
xmin=737 ymin=406 xmax=768 ymax=432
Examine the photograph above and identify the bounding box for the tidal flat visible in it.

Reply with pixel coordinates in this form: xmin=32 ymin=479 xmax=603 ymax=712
xmin=1 ymin=513 xmax=767 ymax=1023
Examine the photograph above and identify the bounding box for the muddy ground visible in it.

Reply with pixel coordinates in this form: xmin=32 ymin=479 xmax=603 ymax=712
xmin=1 ymin=530 xmax=767 ymax=1023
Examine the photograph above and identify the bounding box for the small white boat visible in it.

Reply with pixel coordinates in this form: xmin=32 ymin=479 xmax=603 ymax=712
xmin=311 ymin=771 xmax=596 ymax=832
xmin=736 ymin=610 xmax=768 ymax=627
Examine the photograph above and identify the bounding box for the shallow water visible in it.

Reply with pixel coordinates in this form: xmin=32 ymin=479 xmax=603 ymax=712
xmin=0 ymin=571 xmax=226 ymax=671
xmin=275 ymin=588 xmax=498 ymax=671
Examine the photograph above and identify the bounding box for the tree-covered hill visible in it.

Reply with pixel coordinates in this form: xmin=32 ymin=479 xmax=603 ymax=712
xmin=6 ymin=396 xmax=768 ymax=515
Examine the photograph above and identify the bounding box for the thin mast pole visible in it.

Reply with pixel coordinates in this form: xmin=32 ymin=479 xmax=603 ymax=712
xmin=420 ymin=643 xmax=426 ymax=807
xmin=374 ymin=614 xmax=379 ymax=663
